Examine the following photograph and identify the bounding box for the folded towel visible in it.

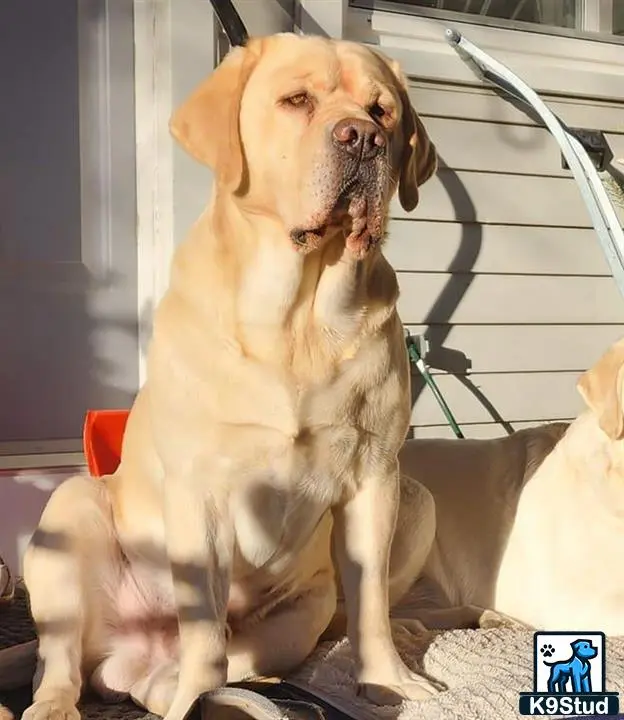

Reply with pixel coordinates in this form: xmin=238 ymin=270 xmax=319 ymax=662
xmin=290 ymin=621 xmax=624 ymax=720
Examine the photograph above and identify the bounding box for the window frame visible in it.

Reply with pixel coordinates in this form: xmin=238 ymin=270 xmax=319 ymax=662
xmin=349 ymin=1 xmax=622 ymax=42
xmin=338 ymin=0 xmax=624 ymax=99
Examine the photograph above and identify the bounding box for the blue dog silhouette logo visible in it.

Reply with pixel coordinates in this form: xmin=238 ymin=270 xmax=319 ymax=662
xmin=519 ymin=631 xmax=619 ymax=716
xmin=541 ymin=638 xmax=597 ymax=694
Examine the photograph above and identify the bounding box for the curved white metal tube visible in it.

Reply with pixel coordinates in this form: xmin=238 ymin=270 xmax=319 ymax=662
xmin=446 ymin=28 xmax=624 ymax=299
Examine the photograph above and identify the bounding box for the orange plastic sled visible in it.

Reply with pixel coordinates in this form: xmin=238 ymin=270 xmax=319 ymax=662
xmin=83 ymin=409 xmax=130 ymax=477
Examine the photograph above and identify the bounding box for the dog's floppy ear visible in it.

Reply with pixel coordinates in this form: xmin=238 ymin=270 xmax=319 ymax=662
xmin=388 ymin=61 xmax=437 ymax=212
xmin=398 ymin=100 xmax=437 ymax=212
xmin=577 ymin=340 xmax=624 ymax=440
xmin=169 ymin=42 xmax=260 ymax=189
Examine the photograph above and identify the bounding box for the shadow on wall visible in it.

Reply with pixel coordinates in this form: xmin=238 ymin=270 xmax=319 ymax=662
xmin=0 ymin=470 xmax=73 ymax=574
xmin=409 ymin=157 xmax=515 ymax=437
xmin=0 ymin=0 xmax=139 ymax=570
xmin=0 ymin=0 xmax=139 ymax=443
xmin=411 ymin=128 xmax=624 ymax=437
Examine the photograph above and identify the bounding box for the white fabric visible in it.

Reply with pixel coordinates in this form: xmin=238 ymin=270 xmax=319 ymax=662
xmin=291 ymin=623 xmax=624 ymax=720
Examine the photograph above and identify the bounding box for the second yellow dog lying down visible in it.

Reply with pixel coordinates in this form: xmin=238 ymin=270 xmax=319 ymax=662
xmin=395 ymin=338 xmax=624 ymax=636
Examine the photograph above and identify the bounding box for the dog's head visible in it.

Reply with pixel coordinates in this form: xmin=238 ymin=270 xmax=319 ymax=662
xmin=571 ymin=639 xmax=598 ymax=660
xmin=169 ymin=34 xmax=437 ymax=258
xmin=577 ymin=338 xmax=624 ymax=440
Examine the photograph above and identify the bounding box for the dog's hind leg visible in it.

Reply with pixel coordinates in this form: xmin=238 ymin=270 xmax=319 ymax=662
xmin=387 ymin=474 xmax=436 ymax=607
xmin=22 ymin=475 xmax=117 ymax=720
xmin=128 ymin=659 xmax=179 ymax=717
xmin=226 ymin=577 xmax=337 ymax=683
xmin=128 ymin=577 xmax=337 ymax=717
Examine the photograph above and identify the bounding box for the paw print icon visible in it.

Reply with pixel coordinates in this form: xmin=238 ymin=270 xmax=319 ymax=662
xmin=540 ymin=643 xmax=555 ymax=658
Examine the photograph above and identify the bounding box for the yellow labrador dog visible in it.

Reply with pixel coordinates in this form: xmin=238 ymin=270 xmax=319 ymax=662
xmin=395 ymin=339 xmax=624 ymax=635
xmin=22 ymin=34 xmax=437 ymax=720
xmin=393 ymin=422 xmax=569 ymax=631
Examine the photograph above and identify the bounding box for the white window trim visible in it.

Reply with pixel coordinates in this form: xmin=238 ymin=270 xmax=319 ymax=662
xmin=134 ymin=0 xmax=176 ymax=386
xmin=344 ymin=4 xmax=624 ymax=100
xmin=351 ymin=0 xmax=621 ymax=40
xmin=579 ymin=0 xmax=617 ymax=34
xmin=0 ymin=440 xmax=85 ymax=470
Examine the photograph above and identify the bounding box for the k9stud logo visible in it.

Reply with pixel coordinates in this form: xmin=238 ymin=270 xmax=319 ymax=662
xmin=519 ymin=631 xmax=619 ymax=716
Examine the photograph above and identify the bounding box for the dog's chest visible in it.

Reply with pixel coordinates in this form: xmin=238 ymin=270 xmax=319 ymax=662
xmin=231 ymin=483 xmax=326 ymax=571
xmin=230 ymin=425 xmax=360 ymax=571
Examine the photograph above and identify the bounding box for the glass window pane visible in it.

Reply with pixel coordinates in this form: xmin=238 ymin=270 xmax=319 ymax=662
xmin=386 ymin=1 xmax=577 ymax=30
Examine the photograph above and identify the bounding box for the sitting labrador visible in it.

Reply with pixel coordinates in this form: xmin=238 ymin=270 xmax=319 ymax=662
xmin=22 ymin=34 xmax=438 ymax=720
xmin=394 ymin=338 xmax=624 ymax=635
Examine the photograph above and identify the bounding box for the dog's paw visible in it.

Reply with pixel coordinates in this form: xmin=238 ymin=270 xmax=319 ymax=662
xmin=540 ymin=643 xmax=555 ymax=658
xmin=129 ymin=662 xmax=179 ymax=717
xmin=479 ymin=609 xmax=530 ymax=631
xmin=22 ymin=700 xmax=80 ymax=720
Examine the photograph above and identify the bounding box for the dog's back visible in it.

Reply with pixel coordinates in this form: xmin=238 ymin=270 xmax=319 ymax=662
xmin=398 ymin=422 xmax=569 ymax=609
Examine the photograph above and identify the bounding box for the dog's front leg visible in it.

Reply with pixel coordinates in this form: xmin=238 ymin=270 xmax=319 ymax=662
xmin=332 ymin=461 xmax=438 ymax=705
xmin=163 ymin=479 xmax=232 ymax=720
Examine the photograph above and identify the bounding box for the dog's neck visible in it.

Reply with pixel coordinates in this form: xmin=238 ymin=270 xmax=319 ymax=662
xmin=174 ymin=189 xmax=399 ymax=375
xmin=550 ymin=411 xmax=624 ymax=519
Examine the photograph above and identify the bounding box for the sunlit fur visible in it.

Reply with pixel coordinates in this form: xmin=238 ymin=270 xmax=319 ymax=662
xmin=22 ymin=34 xmax=438 ymax=720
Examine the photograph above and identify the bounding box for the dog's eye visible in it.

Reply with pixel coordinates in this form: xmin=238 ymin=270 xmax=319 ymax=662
xmin=283 ymin=92 xmax=312 ymax=109
xmin=369 ymin=102 xmax=386 ymax=122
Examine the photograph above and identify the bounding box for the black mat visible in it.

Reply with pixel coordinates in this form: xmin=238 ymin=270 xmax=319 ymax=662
xmin=0 ymin=586 xmax=36 ymax=651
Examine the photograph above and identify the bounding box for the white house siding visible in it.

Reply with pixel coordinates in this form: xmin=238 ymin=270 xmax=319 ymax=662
xmin=388 ymin=82 xmax=624 ymax=437
xmin=291 ymin=1 xmax=624 ymax=438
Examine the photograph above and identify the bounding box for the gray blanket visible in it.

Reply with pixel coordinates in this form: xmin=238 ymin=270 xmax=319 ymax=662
xmin=4 ymin=581 xmax=623 ymax=720
xmin=290 ymin=622 xmax=624 ymax=720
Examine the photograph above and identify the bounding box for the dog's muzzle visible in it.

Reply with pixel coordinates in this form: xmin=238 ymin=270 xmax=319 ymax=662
xmin=289 ymin=119 xmax=388 ymax=254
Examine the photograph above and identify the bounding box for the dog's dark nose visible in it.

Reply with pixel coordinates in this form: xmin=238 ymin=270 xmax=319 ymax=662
xmin=332 ymin=118 xmax=386 ymax=161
